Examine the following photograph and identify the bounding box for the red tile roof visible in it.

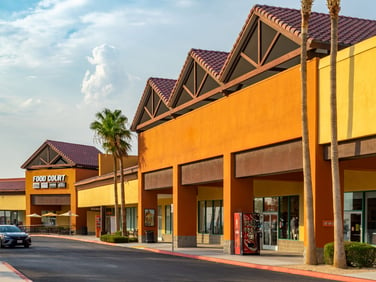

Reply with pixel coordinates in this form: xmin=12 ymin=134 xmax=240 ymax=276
xmin=47 ymin=140 xmax=101 ymax=169
xmin=190 ymin=49 xmax=229 ymax=79
xmin=132 ymin=4 xmax=376 ymax=132
xmin=0 ymin=178 xmax=25 ymax=192
xmin=255 ymin=5 xmax=376 ymax=46
xmin=149 ymin=78 xmax=176 ymax=103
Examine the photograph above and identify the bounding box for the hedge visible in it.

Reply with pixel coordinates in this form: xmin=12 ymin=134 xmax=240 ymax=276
xmin=324 ymin=241 xmax=376 ymax=267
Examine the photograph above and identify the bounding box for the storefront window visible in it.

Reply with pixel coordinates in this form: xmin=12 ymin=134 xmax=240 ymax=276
xmin=41 ymin=210 xmax=56 ymax=226
xmin=126 ymin=207 xmax=137 ymax=231
xmin=198 ymin=201 xmax=205 ymax=233
xmin=366 ymin=191 xmax=376 ymax=244
xmin=344 ymin=192 xmax=363 ymax=211
xmin=198 ymin=200 xmax=223 ymax=234
xmin=0 ymin=211 xmax=24 ymax=226
xmin=279 ymin=196 xmax=299 ymax=240
xmin=165 ymin=205 xmax=172 ymax=234
xmin=254 ymin=198 xmax=263 ymax=213
xmin=213 ymin=200 xmax=223 ymax=234
xmin=264 ymin=197 xmax=278 ymax=212
xmin=206 ymin=201 xmax=213 ymax=233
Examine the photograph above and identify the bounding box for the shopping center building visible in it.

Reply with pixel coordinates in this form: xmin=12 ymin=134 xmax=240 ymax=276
xmin=0 ymin=3 xmax=375 ymax=258
xmin=131 ymin=4 xmax=376 ymax=255
xmin=21 ymin=140 xmax=101 ymax=233
xmin=0 ymin=178 xmax=25 ymax=225
xmin=75 ymin=154 xmax=138 ymax=235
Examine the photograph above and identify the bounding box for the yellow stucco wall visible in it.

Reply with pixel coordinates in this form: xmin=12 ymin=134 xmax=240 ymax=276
xmin=87 ymin=211 xmax=99 ymax=234
xmin=197 ymin=186 xmax=223 ymax=201
xmin=99 ymin=154 xmax=138 ymax=175
xmin=344 ymin=170 xmax=376 ymax=191
xmin=78 ymin=179 xmax=138 ymax=207
xmin=0 ymin=195 xmax=25 ymax=210
xmin=319 ymin=36 xmax=376 ymax=143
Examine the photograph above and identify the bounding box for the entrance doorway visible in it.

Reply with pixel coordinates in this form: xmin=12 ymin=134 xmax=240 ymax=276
xmin=344 ymin=212 xmax=362 ymax=242
xmin=261 ymin=213 xmax=278 ymax=250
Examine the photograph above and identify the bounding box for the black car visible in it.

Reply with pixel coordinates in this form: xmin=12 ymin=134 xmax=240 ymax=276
xmin=0 ymin=225 xmax=32 ymax=248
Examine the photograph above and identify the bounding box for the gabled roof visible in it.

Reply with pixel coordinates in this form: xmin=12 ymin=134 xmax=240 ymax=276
xmin=190 ymin=49 xmax=229 ymax=80
xmin=131 ymin=49 xmax=229 ymax=131
xmin=255 ymin=5 xmax=376 ymax=46
xmin=21 ymin=140 xmax=101 ymax=170
xmin=149 ymin=78 xmax=176 ymax=104
xmin=219 ymin=4 xmax=376 ymax=82
xmin=131 ymin=78 xmax=176 ymax=131
xmin=168 ymin=48 xmax=228 ymax=109
xmin=0 ymin=178 xmax=25 ymax=193
xmin=132 ymin=4 xmax=376 ymax=133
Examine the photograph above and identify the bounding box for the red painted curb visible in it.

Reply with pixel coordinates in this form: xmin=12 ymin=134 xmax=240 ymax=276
xmin=2 ymin=261 xmax=32 ymax=282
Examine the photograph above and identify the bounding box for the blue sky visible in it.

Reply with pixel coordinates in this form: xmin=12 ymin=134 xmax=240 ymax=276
xmin=0 ymin=0 xmax=375 ymax=177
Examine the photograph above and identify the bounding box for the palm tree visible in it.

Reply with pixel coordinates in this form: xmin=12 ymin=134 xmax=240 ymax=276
xmin=115 ymin=129 xmax=132 ymax=236
xmin=326 ymin=0 xmax=346 ymax=268
xmin=91 ymin=108 xmax=129 ymax=233
xmin=300 ymin=0 xmax=317 ymax=265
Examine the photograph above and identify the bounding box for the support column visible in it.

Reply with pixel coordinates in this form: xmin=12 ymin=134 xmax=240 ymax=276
xmin=138 ymin=170 xmax=158 ymax=243
xmin=173 ymin=164 xmax=197 ymax=248
xmin=307 ymin=58 xmax=335 ymax=262
xmin=223 ymin=152 xmax=253 ymax=254
xmin=310 ymin=146 xmax=333 ymax=262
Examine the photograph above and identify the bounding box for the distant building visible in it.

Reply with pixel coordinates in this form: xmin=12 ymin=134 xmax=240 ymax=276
xmin=21 ymin=140 xmax=100 ymax=233
xmin=0 ymin=178 xmax=25 ymax=225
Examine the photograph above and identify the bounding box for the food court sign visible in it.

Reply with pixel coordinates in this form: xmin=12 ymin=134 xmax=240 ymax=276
xmin=32 ymin=175 xmax=67 ymax=189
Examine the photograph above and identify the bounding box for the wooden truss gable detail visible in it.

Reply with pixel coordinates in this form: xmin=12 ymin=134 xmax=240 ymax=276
xmin=174 ymin=60 xmax=220 ymax=108
xmin=224 ymin=16 xmax=299 ymax=83
xmin=28 ymin=145 xmax=68 ymax=167
xmin=139 ymin=86 xmax=170 ymax=125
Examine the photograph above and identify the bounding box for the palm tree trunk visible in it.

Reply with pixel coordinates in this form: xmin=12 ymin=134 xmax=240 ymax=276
xmin=113 ymin=154 xmax=119 ymax=232
xmin=300 ymin=0 xmax=317 ymax=265
xmin=327 ymin=0 xmax=346 ymax=268
xmin=119 ymin=157 xmax=127 ymax=236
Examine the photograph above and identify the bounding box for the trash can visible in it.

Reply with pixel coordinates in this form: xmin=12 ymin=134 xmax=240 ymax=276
xmin=81 ymin=226 xmax=88 ymax=235
xmin=145 ymin=230 xmax=154 ymax=243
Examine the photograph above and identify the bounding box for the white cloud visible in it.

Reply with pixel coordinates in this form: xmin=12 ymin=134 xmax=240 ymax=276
xmin=0 ymin=96 xmax=41 ymax=116
xmin=81 ymin=44 xmax=128 ymax=105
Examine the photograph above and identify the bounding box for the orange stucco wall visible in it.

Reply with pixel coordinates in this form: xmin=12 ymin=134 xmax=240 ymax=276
xmin=138 ymin=62 xmax=309 ymax=173
xmin=25 ymin=168 xmax=97 ymax=230
xmin=138 ymin=61 xmax=320 ymax=246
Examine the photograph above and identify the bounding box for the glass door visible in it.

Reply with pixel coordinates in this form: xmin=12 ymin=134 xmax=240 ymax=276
xmin=261 ymin=213 xmax=278 ymax=250
xmin=344 ymin=212 xmax=362 ymax=242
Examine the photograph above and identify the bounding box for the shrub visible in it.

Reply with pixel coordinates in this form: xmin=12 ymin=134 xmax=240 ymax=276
xmin=128 ymin=237 xmax=138 ymax=243
xmin=100 ymin=234 xmax=129 ymax=243
xmin=324 ymin=242 xmax=334 ymax=265
xmin=324 ymin=241 xmax=376 ymax=268
xmin=346 ymin=242 xmax=376 ymax=267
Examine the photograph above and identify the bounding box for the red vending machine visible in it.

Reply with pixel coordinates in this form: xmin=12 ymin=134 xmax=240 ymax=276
xmin=234 ymin=212 xmax=261 ymax=255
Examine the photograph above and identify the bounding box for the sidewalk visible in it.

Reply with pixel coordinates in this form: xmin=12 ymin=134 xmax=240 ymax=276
xmin=1 ymin=234 xmax=376 ymax=281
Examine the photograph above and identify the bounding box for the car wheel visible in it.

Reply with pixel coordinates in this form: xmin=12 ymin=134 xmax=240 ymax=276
xmin=0 ymin=240 xmax=4 ymax=248
xmin=24 ymin=244 xmax=29 ymax=248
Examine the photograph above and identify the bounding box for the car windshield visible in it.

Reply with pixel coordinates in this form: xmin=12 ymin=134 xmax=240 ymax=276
xmin=0 ymin=225 xmax=21 ymax=233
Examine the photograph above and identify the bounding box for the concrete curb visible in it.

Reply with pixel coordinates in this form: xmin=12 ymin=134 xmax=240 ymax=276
xmin=2 ymin=262 xmax=32 ymax=282
xmin=142 ymin=247 xmax=375 ymax=282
